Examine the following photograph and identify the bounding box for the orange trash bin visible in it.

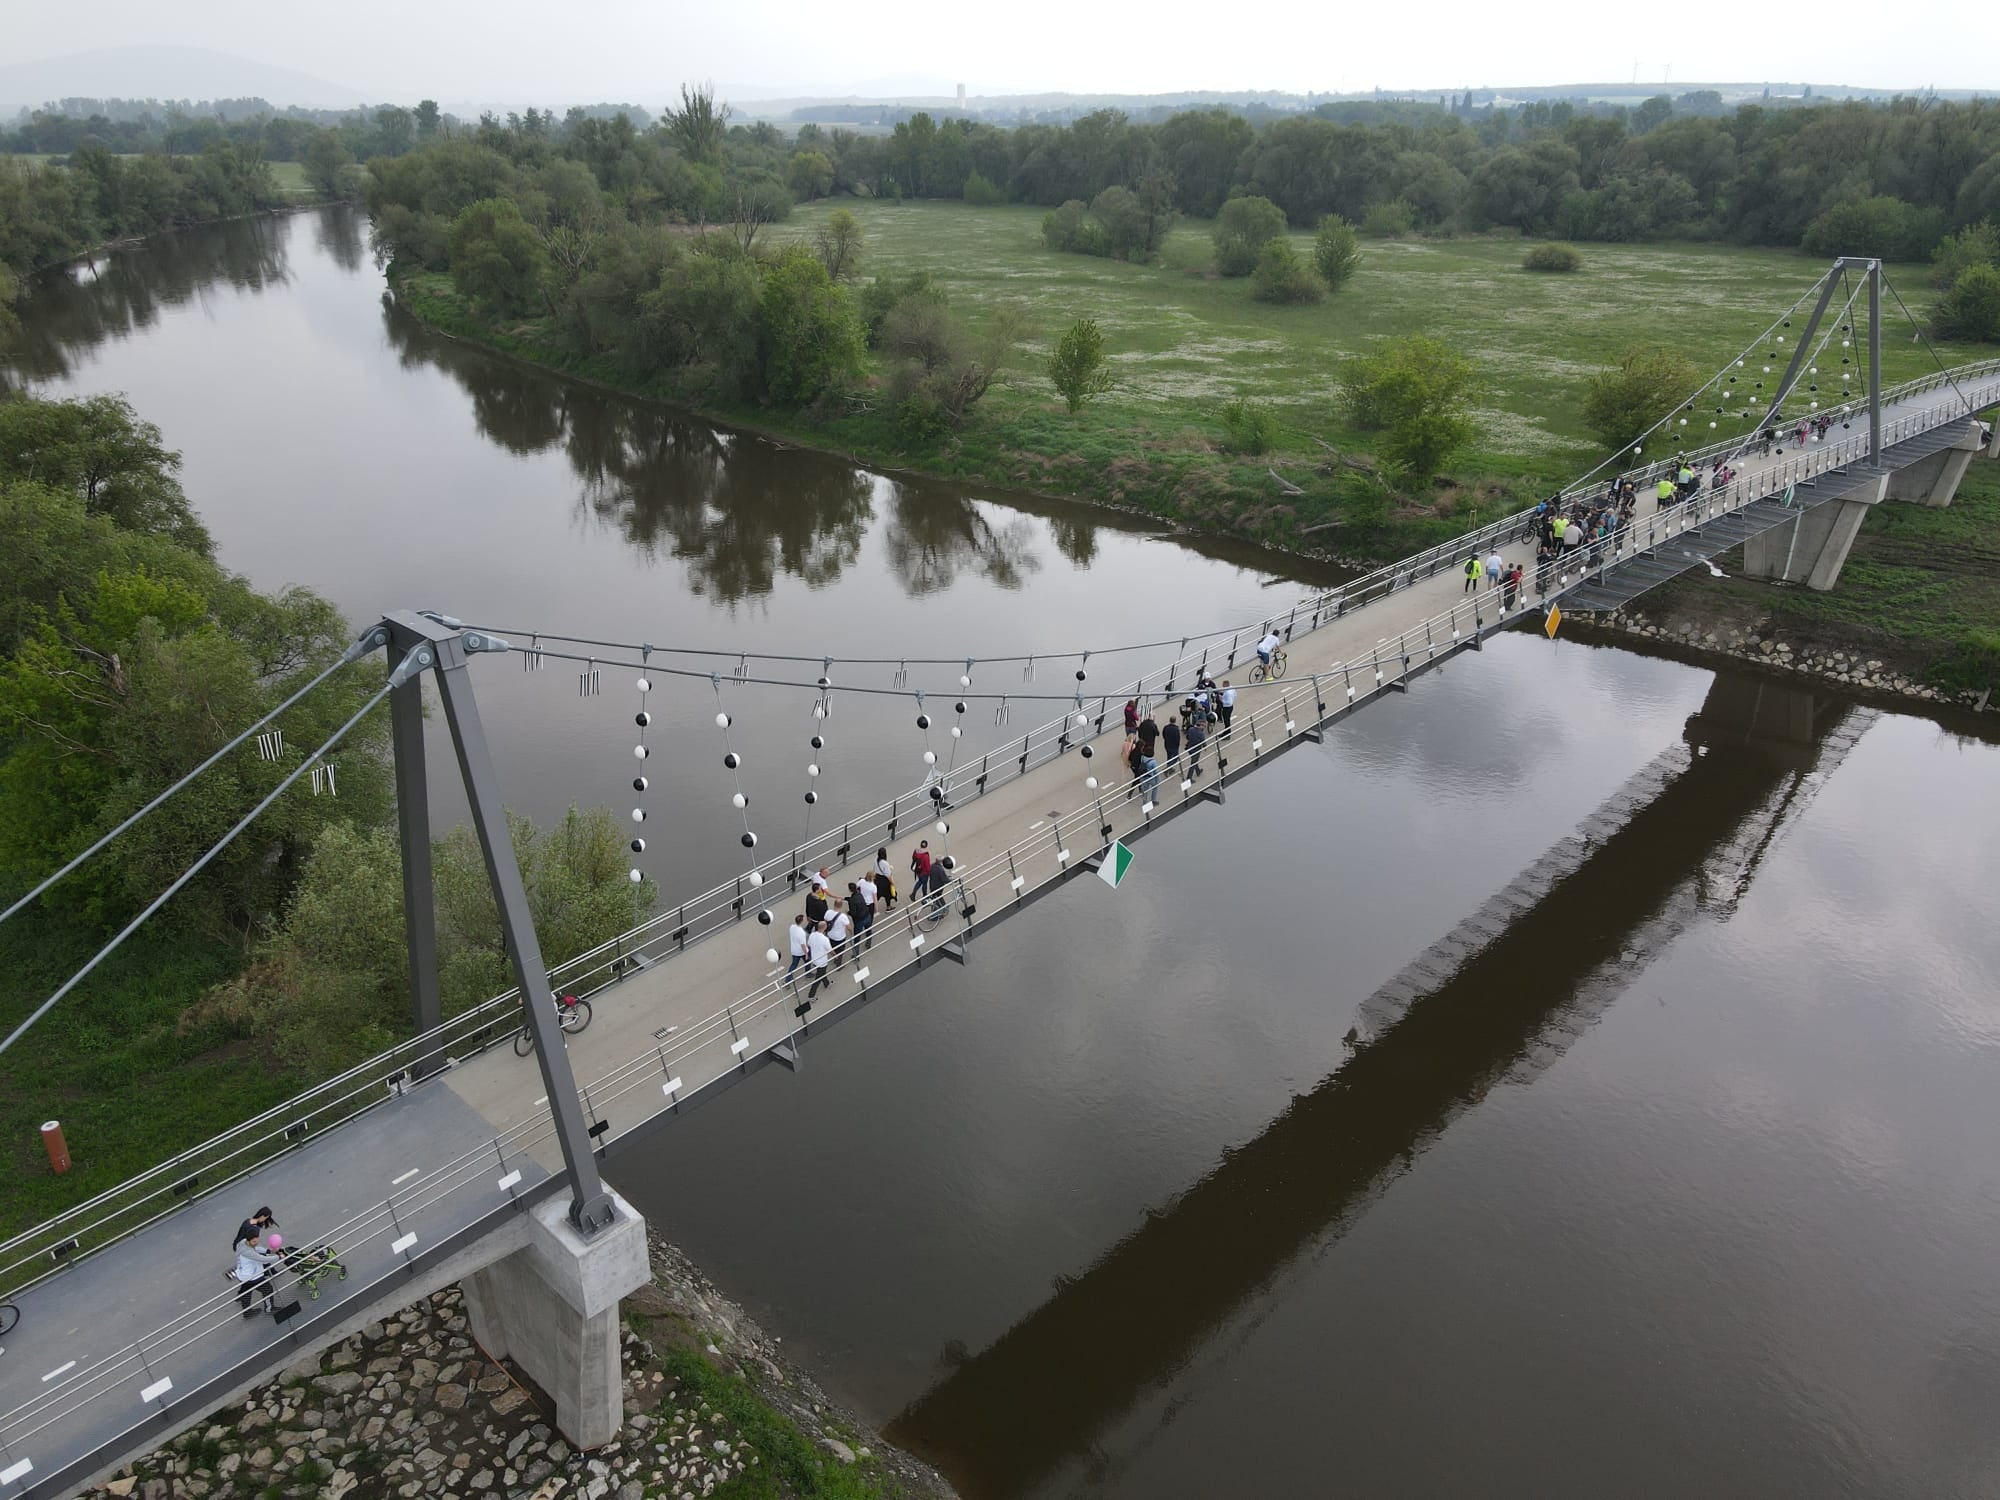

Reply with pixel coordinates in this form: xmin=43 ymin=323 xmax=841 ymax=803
xmin=42 ymin=1119 xmax=70 ymax=1174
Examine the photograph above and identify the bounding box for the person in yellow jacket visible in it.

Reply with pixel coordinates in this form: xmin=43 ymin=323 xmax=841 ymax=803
xmin=1462 ymin=554 xmax=1482 ymax=593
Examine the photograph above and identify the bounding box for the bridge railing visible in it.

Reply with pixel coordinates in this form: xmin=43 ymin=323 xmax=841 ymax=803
xmin=8 ymin=388 xmax=1993 ymax=1465
xmin=7 ymin=364 xmax=1996 ymax=1310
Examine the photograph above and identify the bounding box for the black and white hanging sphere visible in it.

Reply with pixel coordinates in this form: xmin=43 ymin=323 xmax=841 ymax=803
xmin=818 ymin=675 xmax=832 ymax=689
xmin=940 ymin=854 xmax=956 ymax=871
xmin=807 ymin=763 xmax=820 ymax=778
xmin=741 ymin=831 xmax=758 ymax=848
xmin=633 ymin=775 xmax=648 ymax=792
xmin=951 ymin=726 xmax=962 ymax=738
xmin=633 ymin=744 xmax=649 ymax=759
xmin=916 ymin=713 xmax=931 ymax=730
xmin=1076 ymin=668 xmax=1087 ymax=681
xmin=724 ymin=751 xmax=740 ymax=770
xmin=811 ymin=734 xmax=824 ymax=750
xmin=960 ymin=674 xmax=971 ymax=688
xmin=935 ymin=820 xmax=949 ymax=835
xmin=758 ymin=909 xmax=773 ymax=926
xmin=1081 ymin=744 xmax=1094 ymax=759
xmin=748 ymin=869 xmax=764 ymax=888
xmin=635 ymin=710 xmax=651 ymax=728
xmin=715 ymin=711 xmax=731 ymax=728
xmin=804 ymin=790 xmax=818 ymax=805
xmin=631 ymin=808 xmax=647 ymax=823
xmin=732 ymin=792 xmax=748 ymax=809
xmin=629 ymin=869 xmax=643 ymax=884
xmin=766 ymin=948 xmax=780 ymax=964
xmin=636 ymin=677 xmax=652 ymax=693
xmin=954 ymin=701 xmax=966 ymax=715
xmin=930 ymin=786 xmax=944 ymax=803
xmin=923 ymin=750 xmax=937 ymax=765
xmin=1086 ymin=776 xmax=1099 ymax=790
xmin=631 ymin=838 xmax=646 ymax=853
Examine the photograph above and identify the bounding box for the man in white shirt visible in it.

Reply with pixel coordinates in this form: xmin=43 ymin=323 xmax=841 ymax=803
xmin=786 ymin=916 xmax=809 ymax=981
xmin=1485 ymin=550 xmax=1504 ymax=588
xmin=1256 ymin=631 xmax=1281 ymax=668
xmin=828 ymin=903 xmax=852 ymax=968
xmin=805 ymin=924 xmax=834 ymax=1000
xmin=1218 ymin=681 xmax=1237 ymax=734
xmin=853 ymin=875 xmax=877 ymax=951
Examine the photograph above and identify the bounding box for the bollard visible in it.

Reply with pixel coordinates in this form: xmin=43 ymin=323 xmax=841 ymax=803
xmin=43 ymin=1118 xmax=71 ymax=1173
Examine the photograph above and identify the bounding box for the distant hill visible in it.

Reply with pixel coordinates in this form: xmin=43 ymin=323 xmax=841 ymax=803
xmin=0 ymin=46 xmax=369 ymax=114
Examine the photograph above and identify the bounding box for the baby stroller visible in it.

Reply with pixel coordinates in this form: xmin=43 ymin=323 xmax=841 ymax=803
xmin=284 ymin=1243 xmax=349 ymax=1299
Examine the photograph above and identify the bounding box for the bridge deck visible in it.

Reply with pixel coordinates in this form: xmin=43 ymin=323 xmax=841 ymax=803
xmin=3 ymin=370 xmax=1996 ymax=1498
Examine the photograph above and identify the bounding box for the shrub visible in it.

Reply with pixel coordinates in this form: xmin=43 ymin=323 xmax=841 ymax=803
xmin=963 ymin=171 xmax=1006 ymax=206
xmin=1801 ymin=196 xmax=1945 ymax=263
xmin=1523 ymin=242 xmax=1583 ymax=272
xmin=1934 ymin=263 xmax=2000 ymax=343
xmin=447 ymin=197 xmax=550 ymax=315
xmin=1213 ymin=195 xmax=1288 ymax=277
xmin=1581 ymin=346 xmax=1703 ymax=453
xmin=1042 ymin=199 xmax=1096 ymax=254
xmin=1312 ymin=215 xmax=1360 ymax=290
xmin=859 ymin=269 xmax=944 ymax=347
xmin=1220 ymin=399 xmax=1280 ymax=455
xmin=1250 ymin=240 xmax=1327 ymax=304
xmin=1360 ymin=199 xmax=1416 ymax=238
xmin=1338 ymin=335 xmax=1479 ymax=485
xmin=758 ymin=247 xmax=863 ymax=406
xmin=1933 ymin=221 xmax=1998 ymax=292
xmin=1048 ymin=316 xmax=1114 ymax=414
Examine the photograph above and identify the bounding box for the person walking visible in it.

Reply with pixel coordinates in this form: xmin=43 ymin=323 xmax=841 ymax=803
xmin=1123 ymin=699 xmax=1140 ymax=736
xmin=785 ymin=915 xmax=809 ymax=980
xmin=1462 ymin=554 xmax=1482 ymax=593
xmin=1186 ymin=711 xmax=1208 ymax=778
xmin=805 ymin=880 xmax=828 ymax=930
xmin=232 ymin=1206 xmax=278 ymax=1254
xmin=804 ymin=922 xmax=833 ymax=1001
xmin=1502 ymin=564 xmax=1522 ymax=611
xmin=1124 ymin=731 xmax=1146 ymax=799
xmin=1137 ymin=713 xmax=1159 ymax=763
xmin=875 ymin=847 xmax=897 ymax=909
xmin=1161 ymin=714 xmax=1182 ymax=774
xmin=853 ymin=874 xmax=877 ymax=952
xmin=827 ymin=901 xmax=852 ymax=969
xmin=1485 ymin=549 xmax=1504 ymax=589
xmin=235 ymin=1232 xmax=285 ymax=1317
xmin=909 ymin=840 xmax=934 ymax=903
xmin=1218 ymin=682 xmax=1236 ymax=735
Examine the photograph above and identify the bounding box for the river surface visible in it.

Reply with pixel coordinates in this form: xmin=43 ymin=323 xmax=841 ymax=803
xmin=14 ymin=209 xmax=2000 ymax=1499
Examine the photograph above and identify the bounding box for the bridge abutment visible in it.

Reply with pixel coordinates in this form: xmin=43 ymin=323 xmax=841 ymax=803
xmin=1742 ymin=472 xmax=1887 ymax=591
xmin=460 ymin=1191 xmax=651 ymax=1449
xmin=1884 ymin=422 xmax=1987 ymax=507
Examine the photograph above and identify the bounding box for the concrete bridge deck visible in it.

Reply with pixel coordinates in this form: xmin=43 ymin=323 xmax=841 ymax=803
xmin=2 ymin=365 xmax=1996 ymax=1497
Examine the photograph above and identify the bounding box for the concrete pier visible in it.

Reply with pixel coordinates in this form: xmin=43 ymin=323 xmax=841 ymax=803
xmin=460 ymin=1192 xmax=650 ymax=1449
xmin=1885 ymin=421 xmax=1987 ymax=506
xmin=1742 ymin=471 xmax=1887 ymax=590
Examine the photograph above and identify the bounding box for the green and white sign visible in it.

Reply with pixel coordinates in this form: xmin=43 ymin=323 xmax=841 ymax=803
xmin=1097 ymin=839 xmax=1135 ymax=889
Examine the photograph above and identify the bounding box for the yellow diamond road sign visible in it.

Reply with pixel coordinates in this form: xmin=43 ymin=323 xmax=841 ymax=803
xmin=1544 ymin=603 xmax=1562 ymax=639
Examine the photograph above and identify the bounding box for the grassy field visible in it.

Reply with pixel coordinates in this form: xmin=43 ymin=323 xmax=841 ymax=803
xmin=267 ymin=159 xmax=313 ymax=198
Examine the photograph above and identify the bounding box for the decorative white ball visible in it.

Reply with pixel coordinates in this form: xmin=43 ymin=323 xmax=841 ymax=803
xmin=633 ymin=744 xmax=648 ymax=759
xmin=636 ymin=677 xmax=652 ymax=693
xmin=766 ymin=948 xmax=780 ymax=964
xmin=631 ymin=809 xmax=645 ymax=823
xmin=923 ymin=750 xmax=937 ymax=765
xmin=960 ymin=674 xmax=971 ymax=687
xmin=935 ymin=820 xmax=949 ymax=834
xmin=1086 ymin=776 xmax=1099 ymax=790
xmin=748 ymin=870 xmax=764 ymax=888
xmin=732 ymin=792 xmax=747 ymax=809
xmin=715 ymin=712 xmax=730 ymax=728
xmin=950 ymin=726 xmax=961 ymax=738
xmin=629 ymin=869 xmax=643 ymax=884
xmin=1075 ymin=713 xmax=1089 ymax=728
xmin=807 ymin=763 xmax=819 ymax=778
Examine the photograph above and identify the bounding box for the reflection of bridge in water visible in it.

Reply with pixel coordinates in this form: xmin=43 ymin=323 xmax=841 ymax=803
xmin=886 ymin=676 xmax=1870 ymax=1498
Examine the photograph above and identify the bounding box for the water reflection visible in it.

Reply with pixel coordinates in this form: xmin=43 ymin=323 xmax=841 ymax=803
xmin=888 ymin=675 xmax=1857 ymax=1497
xmin=6 ymin=216 xmax=290 ymax=382
xmin=311 ymin=206 xmax=366 ymax=274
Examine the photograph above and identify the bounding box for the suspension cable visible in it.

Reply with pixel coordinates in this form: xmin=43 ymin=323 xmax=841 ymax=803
xmin=1881 ymin=266 xmax=1971 ymax=416
xmin=0 ymin=679 xmax=393 ymax=1057
xmin=0 ymin=625 xmax=384 ymax=928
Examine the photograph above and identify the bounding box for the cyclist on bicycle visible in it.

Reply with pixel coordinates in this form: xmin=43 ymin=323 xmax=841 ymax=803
xmin=1256 ymin=631 xmax=1282 ymax=670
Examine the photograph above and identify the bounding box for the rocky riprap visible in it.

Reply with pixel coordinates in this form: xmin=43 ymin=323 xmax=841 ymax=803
xmin=1577 ymin=609 xmax=1993 ymax=710
xmin=81 ymin=1234 xmax=957 ymax=1500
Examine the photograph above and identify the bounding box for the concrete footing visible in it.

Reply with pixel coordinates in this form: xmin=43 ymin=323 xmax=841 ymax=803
xmin=1743 ymin=473 xmax=1887 ymax=590
xmin=1885 ymin=423 xmax=1986 ymax=506
xmin=461 ymin=1190 xmax=650 ymax=1449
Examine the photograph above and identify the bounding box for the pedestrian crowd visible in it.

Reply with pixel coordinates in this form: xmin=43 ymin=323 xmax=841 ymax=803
xmin=785 ymin=840 xmax=960 ymax=1003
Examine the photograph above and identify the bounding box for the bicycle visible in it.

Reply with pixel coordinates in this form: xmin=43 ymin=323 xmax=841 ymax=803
xmin=1249 ymin=648 xmax=1288 ymax=683
xmin=0 ymin=1299 xmax=17 ymax=1341
xmin=915 ymin=878 xmax=953 ymax=931
xmin=514 ymin=992 xmax=592 ymax=1056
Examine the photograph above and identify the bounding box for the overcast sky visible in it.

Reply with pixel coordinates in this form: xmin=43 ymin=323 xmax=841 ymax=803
xmin=9 ymin=0 xmax=1993 ymax=106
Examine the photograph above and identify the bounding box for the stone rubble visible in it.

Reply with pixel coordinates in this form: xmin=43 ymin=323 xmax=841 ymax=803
xmin=78 ymin=1235 xmax=958 ymax=1500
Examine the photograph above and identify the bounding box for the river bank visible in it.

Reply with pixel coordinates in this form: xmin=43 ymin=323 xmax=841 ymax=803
xmin=74 ymin=1233 xmax=958 ymax=1500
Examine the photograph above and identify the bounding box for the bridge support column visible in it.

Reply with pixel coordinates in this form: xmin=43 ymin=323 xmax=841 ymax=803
xmin=1742 ymin=473 xmax=1886 ymax=591
xmin=1885 ymin=423 xmax=1985 ymax=507
xmin=460 ymin=1190 xmax=651 ymax=1449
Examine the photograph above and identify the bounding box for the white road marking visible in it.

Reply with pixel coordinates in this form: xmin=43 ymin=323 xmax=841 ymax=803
xmin=41 ymin=1360 xmax=76 ymax=1382
xmin=391 ymin=1168 xmax=419 ymax=1186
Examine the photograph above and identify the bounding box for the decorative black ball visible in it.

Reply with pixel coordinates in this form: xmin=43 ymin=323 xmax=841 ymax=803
xmin=810 ymin=734 xmax=824 ymax=750
xmin=929 ymin=786 xmax=944 ymax=802
xmin=741 ymin=831 xmax=757 ymax=848
xmin=635 ymin=711 xmax=651 ymax=727
xmin=1080 ymin=744 xmax=1093 ymax=759
xmin=633 ymin=776 xmax=648 ymax=792
xmin=954 ymin=701 xmax=966 ymax=715
xmin=940 ymin=855 xmax=956 ymax=872
xmin=804 ymin=790 xmax=818 ymax=805
xmin=758 ymin=909 xmax=773 ymax=925
xmin=1075 ymin=668 xmax=1087 ymax=681
xmin=724 ymin=751 xmax=740 ymax=770
xmin=630 ymin=838 xmax=645 ymax=853
xmin=916 ymin=713 xmax=931 ymax=730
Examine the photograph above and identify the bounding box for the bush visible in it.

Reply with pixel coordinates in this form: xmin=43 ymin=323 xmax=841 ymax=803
xmin=1043 ymin=199 xmax=1109 ymax=256
xmin=1360 ymin=199 xmax=1416 ymax=238
xmin=1213 ymin=195 xmax=1288 ymax=277
xmin=1523 ymin=242 xmax=1583 ymax=272
xmin=963 ymin=171 xmax=1006 ymax=206
xmin=859 ymin=269 xmax=944 ymax=347
xmin=1220 ymin=399 xmax=1280 ymax=454
xmin=447 ymin=197 xmax=550 ymax=315
xmin=758 ymin=247 xmax=863 ymax=406
xmin=1933 ymin=221 xmax=1998 ymax=292
xmin=1801 ymin=196 xmax=1945 ymax=263
xmin=1581 ymin=346 xmax=1703 ymax=453
xmin=1048 ymin=316 xmax=1114 ymax=414
xmin=1312 ymin=214 xmax=1360 ymax=290
xmin=1338 ymin=335 xmax=1479 ymax=485
xmin=1934 ymin=263 xmax=2000 ymax=343
xmin=1250 ymin=239 xmax=1327 ymax=304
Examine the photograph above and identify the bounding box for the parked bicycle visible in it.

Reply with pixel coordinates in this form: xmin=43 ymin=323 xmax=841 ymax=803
xmin=514 ymin=991 xmax=592 ymax=1056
